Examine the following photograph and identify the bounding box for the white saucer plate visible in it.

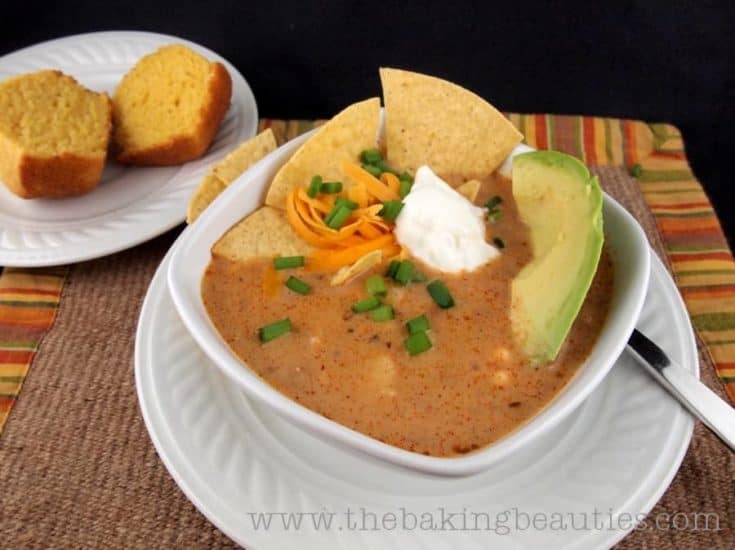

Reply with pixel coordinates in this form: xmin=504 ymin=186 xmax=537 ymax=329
xmin=135 ymin=243 xmax=697 ymax=550
xmin=0 ymin=31 xmax=258 ymax=266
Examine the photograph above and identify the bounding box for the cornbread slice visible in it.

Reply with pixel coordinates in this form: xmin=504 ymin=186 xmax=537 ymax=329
xmin=0 ymin=70 xmax=112 ymax=199
xmin=186 ymin=129 xmax=278 ymax=223
xmin=113 ymin=44 xmax=232 ymax=165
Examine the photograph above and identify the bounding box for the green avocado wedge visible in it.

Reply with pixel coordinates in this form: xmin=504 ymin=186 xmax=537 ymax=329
xmin=510 ymin=150 xmax=604 ymax=364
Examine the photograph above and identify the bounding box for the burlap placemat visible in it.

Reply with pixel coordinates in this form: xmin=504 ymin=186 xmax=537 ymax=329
xmin=0 ymin=166 xmax=732 ymax=548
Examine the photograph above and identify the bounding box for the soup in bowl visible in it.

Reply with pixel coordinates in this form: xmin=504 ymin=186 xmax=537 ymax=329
xmin=168 ymin=69 xmax=650 ymax=475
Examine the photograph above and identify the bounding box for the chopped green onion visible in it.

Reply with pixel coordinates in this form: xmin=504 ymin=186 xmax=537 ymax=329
xmin=360 ymin=147 xmax=399 ymax=176
xmin=485 ymin=195 xmax=503 ymax=222
xmin=352 ymin=295 xmax=381 ymax=313
xmin=360 ymin=149 xmax=382 ymax=164
xmin=394 ymin=260 xmax=415 ymax=285
xmin=320 ymin=181 xmax=343 ymax=194
xmin=334 ymin=196 xmax=358 ymax=210
xmin=325 ymin=204 xmax=352 ymax=229
xmin=406 ymin=314 xmax=429 ymax=334
xmin=629 ymin=163 xmax=642 ymax=177
xmin=405 ymin=331 xmax=432 ymax=356
xmin=258 ymin=318 xmax=292 ymax=343
xmin=273 ymin=256 xmax=305 ymax=270
xmin=411 ymin=271 xmax=427 ymax=283
xmin=307 ymin=176 xmax=323 ymax=198
xmin=427 ymin=280 xmax=455 ymax=308
xmin=375 ymin=160 xmax=398 ymax=175
xmin=366 ymin=275 xmax=388 ymax=296
xmin=285 ymin=276 xmax=311 ymax=295
xmin=399 ymin=171 xmax=413 ymax=184
xmin=371 ymin=304 xmax=395 ymax=322
xmin=485 ymin=195 xmax=503 ymax=210
xmin=398 ymin=178 xmax=412 ymax=199
xmin=379 ymin=200 xmax=404 ymax=222
xmin=362 ymin=163 xmax=382 ymax=177
xmin=386 ymin=260 xmax=400 ymax=278
xmin=323 ymin=208 xmax=336 ymax=226
xmin=493 ymin=237 xmax=506 ymax=249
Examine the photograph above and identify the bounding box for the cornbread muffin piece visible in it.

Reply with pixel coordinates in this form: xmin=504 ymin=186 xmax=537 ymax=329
xmin=0 ymin=70 xmax=112 ymax=199
xmin=113 ymin=45 xmax=232 ymax=165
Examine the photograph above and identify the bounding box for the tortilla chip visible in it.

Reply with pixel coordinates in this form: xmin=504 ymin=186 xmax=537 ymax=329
xmin=186 ymin=129 xmax=278 ymax=223
xmin=265 ymin=98 xmax=381 ymax=209
xmin=456 ymin=179 xmax=481 ymax=203
xmin=330 ymin=249 xmax=383 ymax=286
xmin=212 ymin=206 xmax=312 ymax=262
xmin=187 ymin=175 xmax=226 ymax=224
xmin=380 ymin=68 xmax=522 ymax=180
xmin=213 ymin=128 xmax=277 ymax=184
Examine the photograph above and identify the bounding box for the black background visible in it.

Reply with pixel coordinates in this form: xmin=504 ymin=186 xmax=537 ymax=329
xmin=2 ymin=1 xmax=734 ymax=246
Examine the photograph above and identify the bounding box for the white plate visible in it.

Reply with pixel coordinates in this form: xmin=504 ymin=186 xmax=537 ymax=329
xmin=0 ymin=31 xmax=258 ymax=266
xmin=135 ymin=244 xmax=696 ymax=549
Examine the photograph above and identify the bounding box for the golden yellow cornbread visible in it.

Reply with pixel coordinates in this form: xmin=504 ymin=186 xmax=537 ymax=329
xmin=0 ymin=70 xmax=112 ymax=199
xmin=113 ymin=44 xmax=232 ymax=165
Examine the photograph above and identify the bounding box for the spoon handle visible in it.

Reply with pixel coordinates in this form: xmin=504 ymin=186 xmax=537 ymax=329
xmin=627 ymin=329 xmax=735 ymax=452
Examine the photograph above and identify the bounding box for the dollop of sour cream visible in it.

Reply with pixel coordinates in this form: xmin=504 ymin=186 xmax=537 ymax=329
xmin=395 ymin=166 xmax=499 ymax=273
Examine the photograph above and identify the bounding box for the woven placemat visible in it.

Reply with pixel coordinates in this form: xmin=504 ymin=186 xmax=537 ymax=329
xmin=0 ymin=164 xmax=731 ymax=548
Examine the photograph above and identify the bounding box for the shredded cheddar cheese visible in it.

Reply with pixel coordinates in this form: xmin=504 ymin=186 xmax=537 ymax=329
xmin=284 ymin=160 xmax=403 ymax=272
xmin=342 ymin=162 xmax=400 ymax=202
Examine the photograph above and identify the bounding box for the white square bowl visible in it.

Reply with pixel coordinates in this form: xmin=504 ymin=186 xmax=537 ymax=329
xmin=168 ymin=133 xmax=651 ymax=476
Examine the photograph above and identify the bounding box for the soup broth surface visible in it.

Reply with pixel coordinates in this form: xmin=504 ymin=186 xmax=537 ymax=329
xmin=202 ymin=174 xmax=613 ymax=456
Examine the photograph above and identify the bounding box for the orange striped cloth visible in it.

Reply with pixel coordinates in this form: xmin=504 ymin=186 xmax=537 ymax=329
xmin=0 ymin=267 xmax=66 ymax=431
xmin=1 ymin=115 xmax=733 ymax=435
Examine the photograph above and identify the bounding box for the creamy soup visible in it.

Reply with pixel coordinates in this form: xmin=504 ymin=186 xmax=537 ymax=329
xmin=202 ymin=174 xmax=613 ymax=457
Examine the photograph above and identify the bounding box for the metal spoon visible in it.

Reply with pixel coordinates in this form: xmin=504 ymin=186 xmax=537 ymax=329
xmin=627 ymin=329 xmax=735 ymax=452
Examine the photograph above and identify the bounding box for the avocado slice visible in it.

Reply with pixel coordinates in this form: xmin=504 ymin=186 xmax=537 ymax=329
xmin=510 ymin=150 xmax=604 ymax=364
